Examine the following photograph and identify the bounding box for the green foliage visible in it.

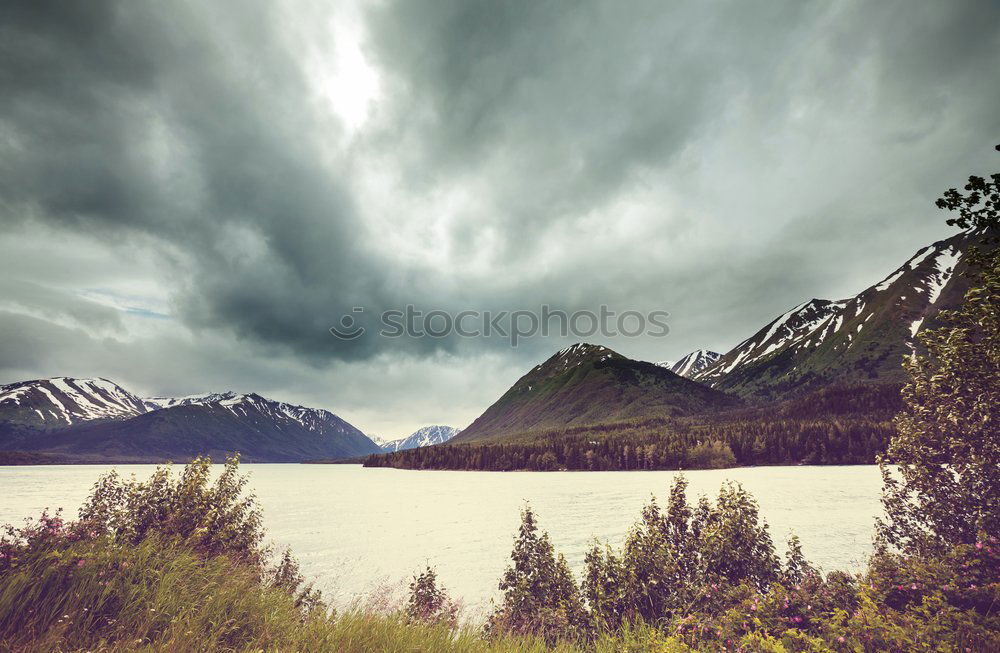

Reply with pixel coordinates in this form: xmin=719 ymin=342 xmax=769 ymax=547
xmin=686 ymin=440 xmax=737 ymax=469
xmin=878 ymin=189 xmax=1000 ymax=554
xmin=2 ymin=453 xmax=998 ymax=651
xmin=487 ymin=506 xmax=591 ymax=644
xmin=934 ymin=172 xmax=1000 ymax=233
xmin=0 ymin=532 xmax=608 ymax=653
xmin=782 ymin=535 xmax=817 ymax=586
xmin=77 ymin=455 xmax=267 ymax=567
xmin=407 ymin=565 xmax=458 ymax=627
xmin=583 ymin=477 xmax=782 ymax=631
xmin=271 ymin=546 xmax=326 ymax=612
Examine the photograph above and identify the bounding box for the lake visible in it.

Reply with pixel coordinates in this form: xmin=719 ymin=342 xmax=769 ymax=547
xmin=0 ymin=464 xmax=883 ymax=618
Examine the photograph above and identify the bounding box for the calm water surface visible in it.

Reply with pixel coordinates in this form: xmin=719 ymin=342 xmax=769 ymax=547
xmin=0 ymin=464 xmax=882 ymax=616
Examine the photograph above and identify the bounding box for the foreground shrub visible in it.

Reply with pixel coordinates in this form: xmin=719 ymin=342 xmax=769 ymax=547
xmin=407 ymin=565 xmax=459 ymax=627
xmin=486 ymin=506 xmax=591 ymax=644
xmin=583 ymin=476 xmax=782 ymax=630
xmin=77 ymin=455 xmax=267 ymax=567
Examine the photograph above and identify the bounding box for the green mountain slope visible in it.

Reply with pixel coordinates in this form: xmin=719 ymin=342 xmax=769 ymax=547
xmin=451 ymin=343 xmax=739 ymax=444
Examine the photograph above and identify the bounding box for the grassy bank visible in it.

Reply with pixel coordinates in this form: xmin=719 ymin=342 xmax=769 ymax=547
xmin=0 ymin=531 xmax=686 ymax=652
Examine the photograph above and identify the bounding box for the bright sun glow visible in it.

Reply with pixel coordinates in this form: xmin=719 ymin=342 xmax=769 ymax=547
xmin=310 ymin=10 xmax=380 ymax=137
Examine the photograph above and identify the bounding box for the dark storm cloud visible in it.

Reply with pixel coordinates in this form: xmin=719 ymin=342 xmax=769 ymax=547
xmin=0 ymin=0 xmax=395 ymax=361
xmin=362 ymin=0 xmax=1000 ymax=359
xmin=1 ymin=0 xmax=999 ymax=388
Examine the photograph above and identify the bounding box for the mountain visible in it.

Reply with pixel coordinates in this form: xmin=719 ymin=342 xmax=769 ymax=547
xmin=367 ymin=434 xmax=389 ymax=448
xmin=381 ymin=425 xmax=460 ymax=452
xmin=0 ymin=377 xmax=149 ymax=433
xmin=451 ymin=343 xmax=739 ymax=444
xmin=0 ymin=382 xmax=379 ymax=462
xmin=663 ymin=350 xmax=722 ymax=378
xmin=369 ymin=231 xmax=988 ymax=472
xmin=689 ymin=230 xmax=986 ymax=399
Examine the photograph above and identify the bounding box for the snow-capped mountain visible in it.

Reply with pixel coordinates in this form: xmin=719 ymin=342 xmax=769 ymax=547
xmin=687 ymin=230 xmax=985 ymax=398
xmin=367 ymin=434 xmax=389 ymax=448
xmin=381 ymin=425 xmax=460 ymax=452
xmin=665 ymin=350 xmax=721 ymax=378
xmin=144 ymin=390 xmax=370 ymax=438
xmin=0 ymin=377 xmax=149 ymax=430
xmin=0 ymin=380 xmax=380 ymax=462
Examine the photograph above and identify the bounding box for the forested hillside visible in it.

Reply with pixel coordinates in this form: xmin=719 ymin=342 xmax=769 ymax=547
xmin=366 ymin=383 xmax=899 ymax=471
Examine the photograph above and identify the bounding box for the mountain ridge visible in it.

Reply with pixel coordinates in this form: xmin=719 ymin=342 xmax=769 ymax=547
xmin=0 ymin=379 xmax=379 ymax=462
xmin=685 ymin=230 xmax=986 ymax=398
xmin=451 ymin=343 xmax=739 ymax=444
xmin=381 ymin=425 xmax=460 ymax=452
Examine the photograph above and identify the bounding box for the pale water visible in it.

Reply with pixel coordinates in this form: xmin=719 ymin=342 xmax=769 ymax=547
xmin=0 ymin=464 xmax=882 ymax=617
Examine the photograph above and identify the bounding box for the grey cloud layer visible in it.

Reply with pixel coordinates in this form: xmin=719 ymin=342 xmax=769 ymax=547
xmin=1 ymin=0 xmax=998 ymax=431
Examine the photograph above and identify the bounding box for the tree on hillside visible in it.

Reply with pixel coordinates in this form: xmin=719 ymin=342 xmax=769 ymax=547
xmin=878 ymin=169 xmax=1000 ymax=553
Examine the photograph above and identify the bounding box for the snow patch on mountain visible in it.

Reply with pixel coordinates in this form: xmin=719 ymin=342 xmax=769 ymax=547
xmin=0 ymin=377 xmax=149 ymax=427
xmin=668 ymin=350 xmax=721 ymax=378
xmin=924 ymin=246 xmax=962 ymax=305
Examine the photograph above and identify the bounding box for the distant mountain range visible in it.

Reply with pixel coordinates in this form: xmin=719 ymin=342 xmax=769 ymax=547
xmin=371 ymin=229 xmax=992 ymax=469
xmin=379 ymin=425 xmax=460 ymax=452
xmin=0 ymin=379 xmax=381 ymax=462
xmin=4 ymin=229 xmax=991 ymax=468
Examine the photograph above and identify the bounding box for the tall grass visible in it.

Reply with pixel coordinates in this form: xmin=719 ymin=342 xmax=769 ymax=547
xmin=0 ymin=522 xmax=688 ymax=651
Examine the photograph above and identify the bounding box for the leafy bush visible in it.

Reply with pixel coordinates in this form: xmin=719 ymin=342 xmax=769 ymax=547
xmin=407 ymin=565 xmax=458 ymax=627
xmin=583 ymin=476 xmax=781 ymax=630
xmin=77 ymin=455 xmax=267 ymax=567
xmin=486 ymin=506 xmax=591 ymax=644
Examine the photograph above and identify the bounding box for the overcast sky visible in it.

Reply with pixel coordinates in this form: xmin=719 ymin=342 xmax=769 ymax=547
xmin=1 ymin=1 xmax=998 ymax=439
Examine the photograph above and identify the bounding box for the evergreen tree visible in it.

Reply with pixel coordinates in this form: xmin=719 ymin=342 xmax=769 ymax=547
xmin=486 ymin=506 xmax=589 ymax=643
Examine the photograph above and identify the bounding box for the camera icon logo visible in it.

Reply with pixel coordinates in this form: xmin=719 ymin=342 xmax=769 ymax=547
xmin=329 ymin=307 xmax=366 ymax=340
